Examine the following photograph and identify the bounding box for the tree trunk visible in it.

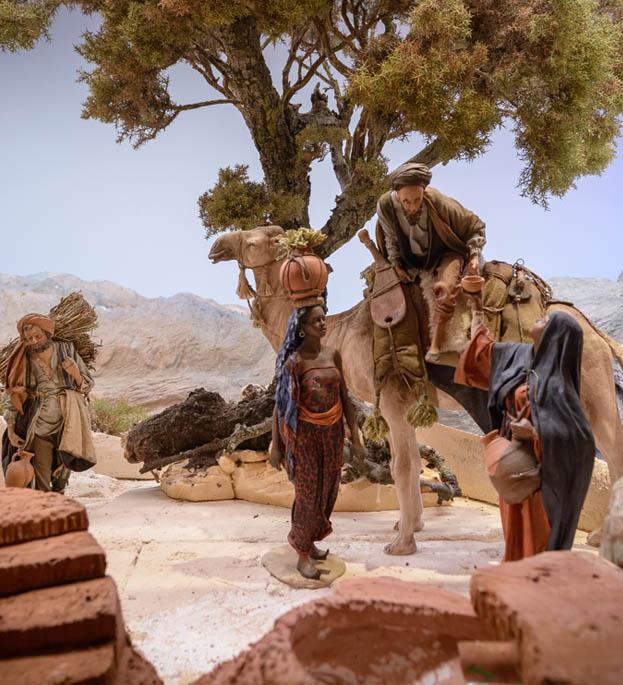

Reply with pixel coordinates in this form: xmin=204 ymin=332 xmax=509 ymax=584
xmin=219 ymin=16 xmax=311 ymax=227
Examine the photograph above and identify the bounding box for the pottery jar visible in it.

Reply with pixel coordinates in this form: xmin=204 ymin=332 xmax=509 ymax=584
xmin=5 ymin=450 xmax=35 ymax=488
xmin=279 ymin=250 xmax=328 ymax=301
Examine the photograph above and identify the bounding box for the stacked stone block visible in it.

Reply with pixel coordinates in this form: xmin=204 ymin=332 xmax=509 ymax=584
xmin=0 ymin=488 xmax=161 ymax=684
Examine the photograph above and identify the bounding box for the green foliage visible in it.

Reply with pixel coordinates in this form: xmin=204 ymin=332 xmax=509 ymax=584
xmin=0 ymin=0 xmax=59 ymax=52
xmin=198 ymin=165 xmax=304 ymax=236
xmin=350 ymin=0 xmax=623 ymax=206
xmin=3 ymin=0 xmax=623 ymax=240
xmin=344 ymin=157 xmax=390 ymax=205
xmin=276 ymin=227 xmax=327 ymax=253
xmin=360 ymin=263 xmax=376 ymax=290
xmin=90 ymin=397 xmax=147 ymax=436
xmin=350 ymin=0 xmax=500 ymax=161
xmin=510 ymin=0 xmax=623 ymax=204
xmin=297 ymin=124 xmax=349 ymax=164
xmin=268 ymin=190 xmax=305 ymax=226
xmin=199 ymin=165 xmax=270 ymax=235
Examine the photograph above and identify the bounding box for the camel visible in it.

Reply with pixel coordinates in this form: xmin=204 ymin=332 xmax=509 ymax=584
xmin=209 ymin=225 xmax=623 ymax=555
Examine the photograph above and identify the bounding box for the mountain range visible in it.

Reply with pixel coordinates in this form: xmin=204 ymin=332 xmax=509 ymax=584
xmin=1 ymin=271 xmax=620 ymax=412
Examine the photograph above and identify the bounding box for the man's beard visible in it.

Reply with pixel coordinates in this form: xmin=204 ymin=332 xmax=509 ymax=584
xmin=406 ymin=207 xmax=423 ymax=226
xmin=31 ymin=340 xmax=52 ymax=353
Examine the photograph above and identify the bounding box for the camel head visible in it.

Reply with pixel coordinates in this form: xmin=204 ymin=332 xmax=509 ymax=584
xmin=209 ymin=225 xmax=285 ymax=269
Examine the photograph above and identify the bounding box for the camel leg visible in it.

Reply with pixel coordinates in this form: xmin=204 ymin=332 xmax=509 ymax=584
xmin=380 ymin=379 xmax=423 ymax=555
xmin=549 ymin=305 xmax=623 ymax=485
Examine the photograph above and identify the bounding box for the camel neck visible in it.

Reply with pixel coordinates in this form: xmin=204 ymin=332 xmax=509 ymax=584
xmin=250 ymin=260 xmax=284 ymax=299
xmin=248 ymin=259 xmax=294 ymax=352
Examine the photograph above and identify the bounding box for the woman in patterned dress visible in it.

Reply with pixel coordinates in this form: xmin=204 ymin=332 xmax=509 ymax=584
xmin=269 ymin=301 xmax=365 ymax=579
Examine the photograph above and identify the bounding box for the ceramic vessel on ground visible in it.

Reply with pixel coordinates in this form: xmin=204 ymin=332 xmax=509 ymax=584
xmin=5 ymin=450 xmax=35 ymax=488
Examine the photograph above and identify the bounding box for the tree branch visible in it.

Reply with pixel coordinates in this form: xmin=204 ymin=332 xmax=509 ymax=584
xmin=313 ymin=19 xmax=354 ymax=78
xmin=175 ymin=98 xmax=238 ymax=112
xmin=187 ymin=56 xmax=234 ymax=99
xmin=330 ymin=142 xmax=352 ymax=191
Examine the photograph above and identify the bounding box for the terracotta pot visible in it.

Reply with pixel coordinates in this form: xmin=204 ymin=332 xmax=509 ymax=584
xmin=5 ymin=450 xmax=35 ymax=488
xmin=461 ymin=275 xmax=485 ymax=293
xmin=481 ymin=430 xmax=541 ymax=504
xmin=279 ymin=250 xmax=328 ymax=301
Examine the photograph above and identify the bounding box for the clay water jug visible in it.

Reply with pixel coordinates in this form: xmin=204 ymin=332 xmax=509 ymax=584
xmin=279 ymin=248 xmax=328 ymax=301
xmin=5 ymin=450 xmax=35 ymax=488
xmin=481 ymin=430 xmax=541 ymax=504
xmin=482 ymin=431 xmax=511 ymax=477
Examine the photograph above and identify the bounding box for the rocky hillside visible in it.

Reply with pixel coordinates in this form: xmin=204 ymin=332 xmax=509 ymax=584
xmin=1 ymin=271 xmax=620 ymax=415
xmin=0 ymin=273 xmax=274 ymax=409
xmin=549 ymin=272 xmax=623 ymax=342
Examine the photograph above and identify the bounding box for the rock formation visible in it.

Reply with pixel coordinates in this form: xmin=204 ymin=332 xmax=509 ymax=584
xmin=195 ymin=552 xmax=623 ymax=684
xmin=470 ymin=551 xmax=623 ymax=684
xmin=550 ymin=276 xmax=623 ymax=342
xmin=0 ymin=488 xmax=162 ymax=684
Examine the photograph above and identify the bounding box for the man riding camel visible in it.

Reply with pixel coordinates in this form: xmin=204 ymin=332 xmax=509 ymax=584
xmin=376 ymin=162 xmax=486 ymax=361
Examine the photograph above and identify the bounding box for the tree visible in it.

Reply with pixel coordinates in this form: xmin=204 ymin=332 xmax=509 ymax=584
xmin=3 ymin=0 xmax=622 ymax=258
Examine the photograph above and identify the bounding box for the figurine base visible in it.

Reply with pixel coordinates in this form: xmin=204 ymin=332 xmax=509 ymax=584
xmin=261 ymin=545 xmax=346 ymax=589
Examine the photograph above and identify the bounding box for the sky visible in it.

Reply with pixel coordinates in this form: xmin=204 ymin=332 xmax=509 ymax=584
xmin=1 ymin=8 xmax=622 ymax=315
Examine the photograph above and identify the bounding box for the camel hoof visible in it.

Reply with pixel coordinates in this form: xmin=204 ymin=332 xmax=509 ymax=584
xmin=425 ymin=350 xmax=440 ymax=363
xmin=384 ymin=537 xmax=417 ymax=556
xmin=587 ymin=528 xmax=602 ymax=548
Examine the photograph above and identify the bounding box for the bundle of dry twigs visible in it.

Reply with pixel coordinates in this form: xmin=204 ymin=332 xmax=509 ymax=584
xmin=0 ymin=292 xmax=99 ymax=384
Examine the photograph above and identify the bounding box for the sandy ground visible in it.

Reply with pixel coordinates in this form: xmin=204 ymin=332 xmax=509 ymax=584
xmin=56 ymin=471 xmax=591 ymax=684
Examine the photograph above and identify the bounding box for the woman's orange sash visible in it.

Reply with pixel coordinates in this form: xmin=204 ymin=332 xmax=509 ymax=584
xmin=298 ymin=398 xmax=343 ymax=425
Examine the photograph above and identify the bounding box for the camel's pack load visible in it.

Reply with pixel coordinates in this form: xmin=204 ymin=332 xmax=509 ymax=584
xmin=362 ymin=257 xmax=554 ymax=413
xmin=278 ymin=228 xmax=329 ymax=307
xmin=482 ymin=261 xmax=550 ymax=343
xmin=0 ymin=292 xmax=99 ymax=386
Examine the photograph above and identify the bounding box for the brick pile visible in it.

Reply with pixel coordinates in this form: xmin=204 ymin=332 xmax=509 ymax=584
xmin=0 ymin=488 xmax=162 ymax=684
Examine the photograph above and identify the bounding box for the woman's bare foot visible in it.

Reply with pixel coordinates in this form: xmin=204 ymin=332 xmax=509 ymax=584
xmin=310 ymin=543 xmax=328 ymax=560
xmin=297 ymin=554 xmax=321 ymax=579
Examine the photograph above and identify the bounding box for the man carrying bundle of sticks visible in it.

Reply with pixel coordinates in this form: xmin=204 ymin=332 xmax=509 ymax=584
xmin=2 ymin=311 xmax=96 ymax=492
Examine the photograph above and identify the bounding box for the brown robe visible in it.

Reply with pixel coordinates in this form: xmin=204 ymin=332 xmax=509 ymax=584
xmin=376 ymin=186 xmax=486 ymax=270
